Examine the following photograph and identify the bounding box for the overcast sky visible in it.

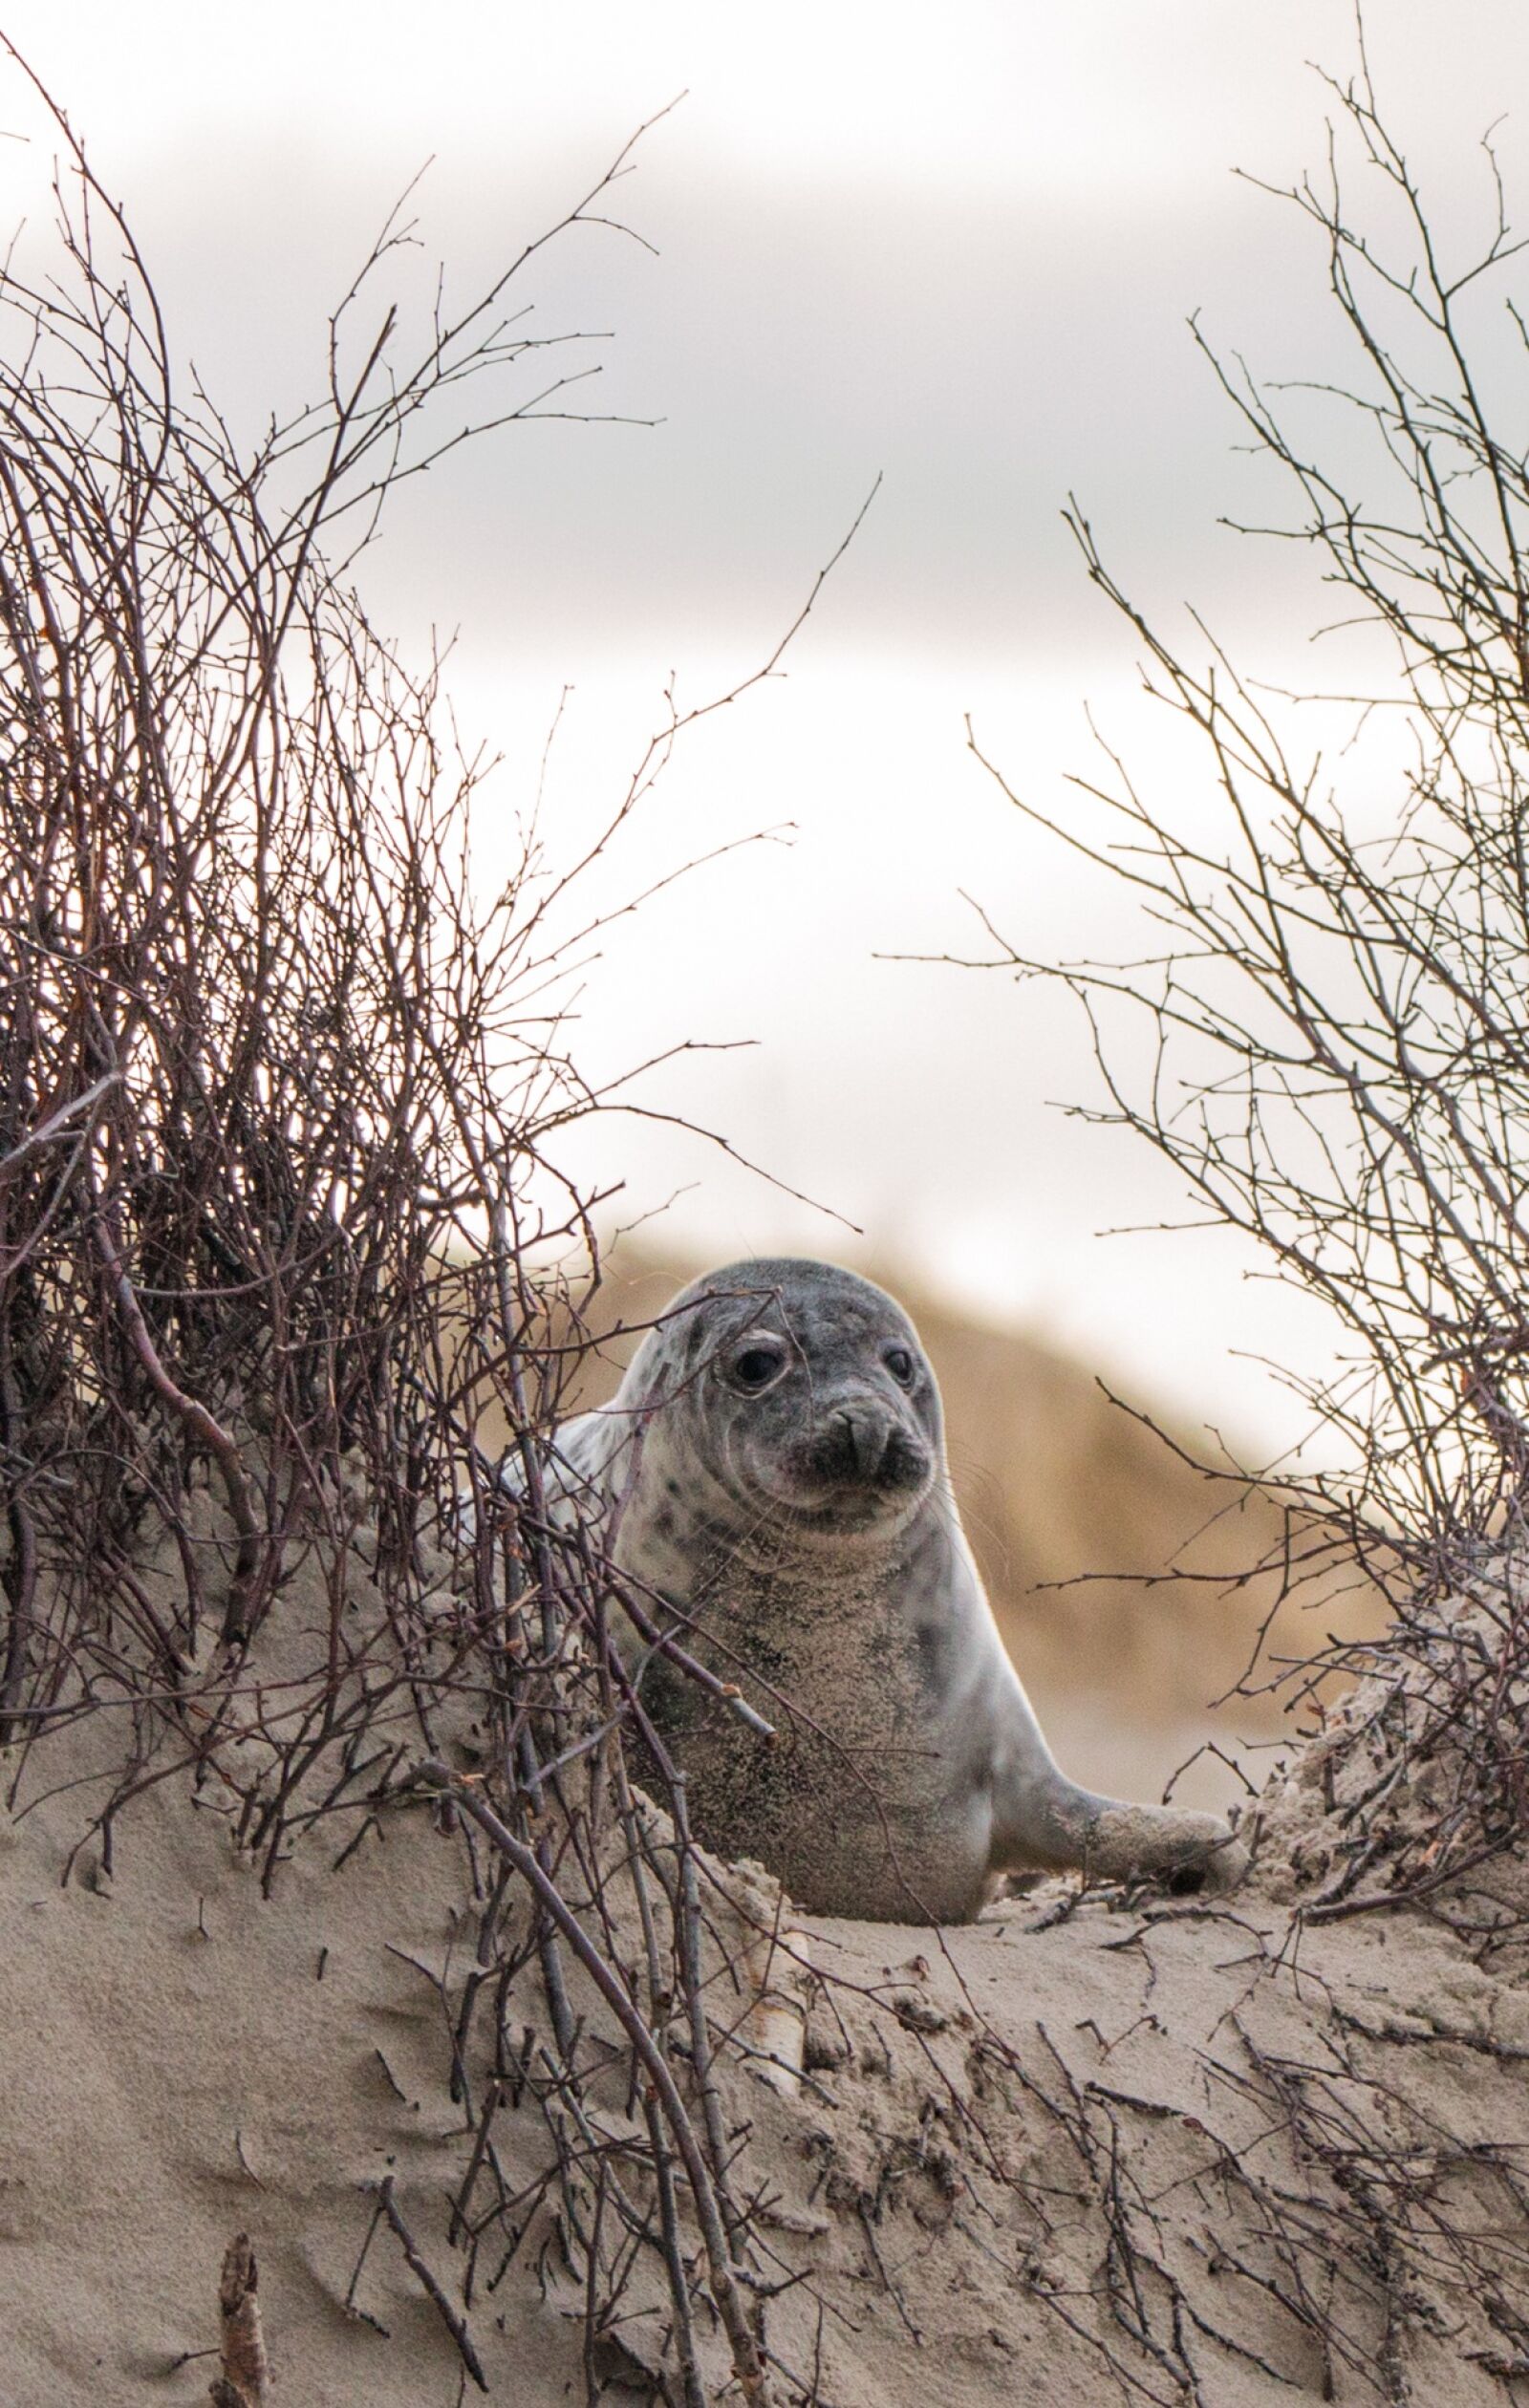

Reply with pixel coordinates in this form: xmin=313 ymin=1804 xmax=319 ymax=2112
xmin=6 ymin=4 xmax=1528 ymax=1454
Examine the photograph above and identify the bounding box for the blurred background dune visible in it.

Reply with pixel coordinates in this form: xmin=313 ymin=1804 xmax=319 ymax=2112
xmin=477 ymin=1246 xmax=1386 ymax=1814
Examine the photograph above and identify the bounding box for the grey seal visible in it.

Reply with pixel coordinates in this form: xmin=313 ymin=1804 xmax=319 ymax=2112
xmin=524 ymin=1258 xmax=1246 ymax=1924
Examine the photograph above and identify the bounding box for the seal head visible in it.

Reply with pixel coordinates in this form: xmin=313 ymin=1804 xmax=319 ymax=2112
xmin=635 ymin=1258 xmax=938 ymax=1545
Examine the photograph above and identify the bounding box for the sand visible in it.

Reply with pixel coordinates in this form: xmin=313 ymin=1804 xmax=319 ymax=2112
xmin=2 ymin=1527 xmax=1525 ymax=2405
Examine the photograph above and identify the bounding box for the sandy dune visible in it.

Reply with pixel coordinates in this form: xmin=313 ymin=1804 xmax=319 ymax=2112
xmin=2 ymin=1555 xmax=1522 ymax=2405
xmin=0 ymin=1276 xmax=1504 ymax=2406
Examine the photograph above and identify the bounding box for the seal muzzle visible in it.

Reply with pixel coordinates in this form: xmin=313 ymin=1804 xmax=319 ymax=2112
xmin=792 ymin=1397 xmax=931 ymax=1495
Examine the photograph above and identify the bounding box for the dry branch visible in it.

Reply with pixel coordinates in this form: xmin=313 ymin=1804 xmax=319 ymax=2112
xmin=209 ymin=2233 xmax=269 ymax=2408
xmin=377 ymin=2176 xmax=489 ymax=2395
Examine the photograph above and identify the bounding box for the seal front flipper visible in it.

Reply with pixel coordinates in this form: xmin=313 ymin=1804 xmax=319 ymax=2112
xmin=945 ymin=1541 xmax=1249 ymax=1901
xmin=985 ymin=1705 xmax=1248 ymax=1896
xmin=453 ymin=1404 xmax=635 ymax=1549
xmin=987 ymin=1752 xmax=1252 ymax=1897
xmin=493 ymin=1404 xmax=636 ymax=1516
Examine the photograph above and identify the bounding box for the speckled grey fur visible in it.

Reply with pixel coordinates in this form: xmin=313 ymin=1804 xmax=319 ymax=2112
xmin=524 ymin=1258 xmax=1246 ymax=1924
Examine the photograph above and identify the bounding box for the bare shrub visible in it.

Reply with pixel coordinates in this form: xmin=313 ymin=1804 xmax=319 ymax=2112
xmin=964 ymin=37 xmax=1529 ymax=1916
xmin=0 ymin=55 xmax=866 ymax=2402
xmin=0 ymin=53 xmax=663 ymax=1723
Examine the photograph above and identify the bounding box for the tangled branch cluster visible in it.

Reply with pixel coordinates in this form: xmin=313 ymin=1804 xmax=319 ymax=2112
xmin=0 ymin=57 xmax=656 ymax=1736
xmin=0 ymin=62 xmax=871 ymax=2403
xmin=968 ymin=41 xmax=1529 ymax=1914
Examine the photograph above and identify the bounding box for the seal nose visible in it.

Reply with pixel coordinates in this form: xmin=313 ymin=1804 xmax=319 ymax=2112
xmin=833 ymin=1404 xmax=884 ymax=1481
xmin=807 ymin=1398 xmax=928 ymax=1492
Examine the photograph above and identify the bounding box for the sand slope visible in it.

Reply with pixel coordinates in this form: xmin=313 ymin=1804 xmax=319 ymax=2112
xmin=0 ymin=1308 xmax=1508 ymax=2407
xmin=4 ymin=1696 xmax=1525 ymax=2405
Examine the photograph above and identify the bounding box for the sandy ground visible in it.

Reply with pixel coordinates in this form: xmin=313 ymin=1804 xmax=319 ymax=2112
xmin=4 ymin=1635 xmax=1526 ymax=2408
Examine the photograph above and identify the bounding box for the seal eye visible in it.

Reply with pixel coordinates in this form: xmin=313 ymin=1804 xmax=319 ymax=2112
xmin=884 ymin=1345 xmax=915 ymax=1387
xmin=733 ymin=1344 xmax=786 ymax=1392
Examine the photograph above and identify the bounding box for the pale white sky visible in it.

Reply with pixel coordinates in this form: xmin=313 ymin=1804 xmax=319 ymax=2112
xmin=5 ymin=4 xmax=1525 ymax=1454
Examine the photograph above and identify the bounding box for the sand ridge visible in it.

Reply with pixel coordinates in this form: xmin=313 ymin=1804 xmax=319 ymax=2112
xmin=0 ymin=1480 xmax=1522 ymax=2404
xmin=4 ymin=1670 xmax=1527 ymax=2404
